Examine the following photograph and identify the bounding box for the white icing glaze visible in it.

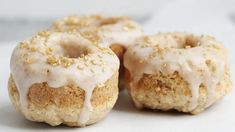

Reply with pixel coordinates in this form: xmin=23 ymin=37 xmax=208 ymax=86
xmin=98 ymin=20 xmax=143 ymax=47
xmin=10 ymin=32 xmax=120 ymax=124
xmin=53 ymin=15 xmax=143 ymax=48
xmin=124 ymin=33 xmax=227 ymax=111
xmin=53 ymin=15 xmax=102 ymax=31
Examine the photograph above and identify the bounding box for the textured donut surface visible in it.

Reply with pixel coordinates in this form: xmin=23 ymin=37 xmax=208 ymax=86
xmin=124 ymin=32 xmax=232 ymax=114
xmin=9 ymin=31 xmax=120 ymax=126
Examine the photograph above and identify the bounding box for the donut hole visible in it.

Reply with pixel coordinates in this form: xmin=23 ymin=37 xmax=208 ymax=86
xmin=183 ymin=35 xmax=200 ymax=49
xmin=60 ymin=42 xmax=91 ymax=58
xmin=100 ymin=18 xmax=120 ymax=26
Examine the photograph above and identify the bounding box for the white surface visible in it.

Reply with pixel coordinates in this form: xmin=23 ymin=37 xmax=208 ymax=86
xmin=1 ymin=0 xmax=235 ymax=131
xmin=0 ymin=0 xmax=170 ymax=19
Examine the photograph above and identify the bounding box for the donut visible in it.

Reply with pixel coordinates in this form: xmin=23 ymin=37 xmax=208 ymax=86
xmin=52 ymin=15 xmax=103 ymax=31
xmin=52 ymin=15 xmax=143 ymax=90
xmin=124 ymin=32 xmax=232 ymax=114
xmin=52 ymin=15 xmax=143 ymax=46
xmin=8 ymin=30 xmax=120 ymax=126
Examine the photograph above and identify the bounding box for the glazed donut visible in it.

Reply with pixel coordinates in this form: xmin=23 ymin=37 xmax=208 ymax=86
xmin=8 ymin=30 xmax=120 ymax=126
xmin=52 ymin=15 xmax=143 ymax=89
xmin=52 ymin=15 xmax=103 ymax=31
xmin=52 ymin=15 xmax=143 ymax=46
xmin=124 ymin=32 xmax=232 ymax=114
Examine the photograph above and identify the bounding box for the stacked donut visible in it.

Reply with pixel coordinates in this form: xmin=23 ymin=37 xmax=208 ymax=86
xmin=8 ymin=15 xmax=232 ymax=127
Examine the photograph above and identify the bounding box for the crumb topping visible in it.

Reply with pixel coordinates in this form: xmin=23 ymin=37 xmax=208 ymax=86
xmin=122 ymin=23 xmax=135 ymax=31
xmin=80 ymin=29 xmax=100 ymax=45
xmin=46 ymin=55 xmax=75 ymax=68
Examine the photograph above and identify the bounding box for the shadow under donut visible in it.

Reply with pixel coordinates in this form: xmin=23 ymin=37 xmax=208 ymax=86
xmin=0 ymin=103 xmax=83 ymax=130
xmin=113 ymin=91 xmax=202 ymax=116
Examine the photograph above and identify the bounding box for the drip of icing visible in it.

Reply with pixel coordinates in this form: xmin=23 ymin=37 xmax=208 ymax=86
xmin=10 ymin=32 xmax=119 ymax=124
xmin=124 ymin=33 xmax=227 ymax=111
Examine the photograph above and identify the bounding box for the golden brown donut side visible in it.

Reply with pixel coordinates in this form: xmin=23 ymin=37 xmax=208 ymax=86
xmin=125 ymin=67 xmax=232 ymax=114
xmin=8 ymin=71 xmax=118 ymax=127
xmin=110 ymin=44 xmax=126 ymax=91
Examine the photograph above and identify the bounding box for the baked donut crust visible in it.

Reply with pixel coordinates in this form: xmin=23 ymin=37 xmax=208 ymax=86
xmin=9 ymin=30 xmax=120 ymax=126
xmin=125 ymin=69 xmax=231 ymax=114
xmin=8 ymin=72 xmax=118 ymax=126
xmin=124 ymin=32 xmax=232 ymax=114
